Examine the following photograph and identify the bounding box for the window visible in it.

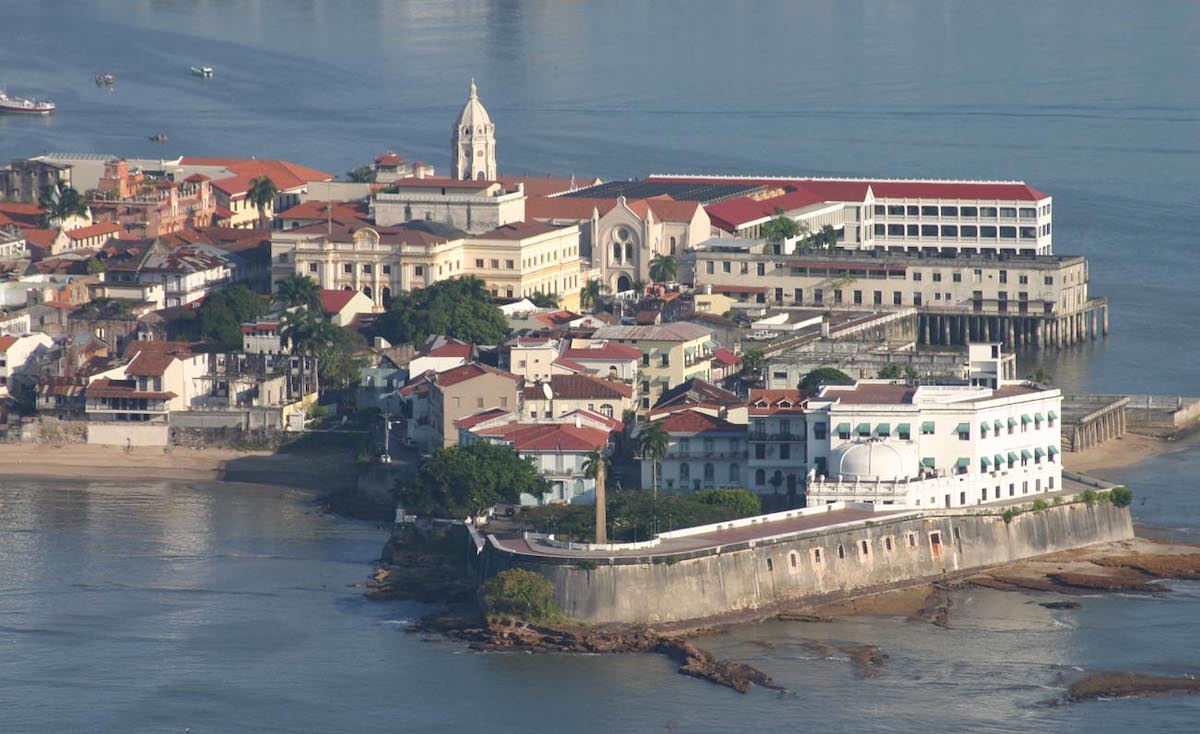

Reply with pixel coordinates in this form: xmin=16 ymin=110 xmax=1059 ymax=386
xmin=961 ymin=225 xmax=978 ymax=237
xmin=932 ymin=273 xmax=942 ymax=282
xmin=884 ymin=537 xmax=893 ymax=551
xmin=476 ymin=398 xmax=484 ymax=408
xmin=308 ymin=263 xmax=318 ymax=273
xmin=906 ymin=224 xmax=919 ymax=236
xmin=382 ymin=265 xmax=391 ymax=275
xmin=414 ymin=266 xmax=424 ymax=276
xmin=837 ymin=426 xmax=851 ymax=440
xmin=907 ymin=532 xmax=917 ymax=548
xmin=1044 ymin=276 xmax=1053 ymax=286
xmin=941 ymin=225 xmax=957 ymax=237
xmin=999 ymin=226 xmax=1017 ymax=239
xmin=790 ymin=552 xmax=797 ymax=569
xmin=860 ymin=540 xmax=870 ymax=556
xmin=780 ymin=445 xmax=790 ymax=460
xmin=757 ymin=263 xmax=765 ymax=276
xmin=837 ymin=544 xmax=846 ymax=559
xmin=952 ymin=273 xmax=962 ymax=282
xmin=941 ymin=206 xmax=958 ymax=217
xmin=921 ymin=205 xmax=938 ymax=216
xmin=766 ymin=558 xmax=773 ymax=572
xmin=853 ymin=290 xmax=863 ymax=305
xmin=913 ymin=292 xmax=922 ymax=306
xmin=921 ymin=422 xmax=935 ymax=435
xmin=873 ymin=290 xmax=882 ymax=305
xmin=505 ymin=259 xmax=514 ymax=269
xmin=912 ymin=271 xmax=922 ymax=281
xmin=999 ymin=270 xmax=1008 ymax=284
xmin=1018 ymin=275 xmax=1029 ymax=285
xmin=887 ymin=224 xmax=905 ymax=236
xmin=755 ymin=444 xmax=766 ymax=459
xmin=722 ymin=262 xmax=731 ymax=273
xmin=1000 ymin=207 xmax=1017 ymax=218
xmin=961 ymin=206 xmax=978 ymax=217
xmin=874 ymin=205 xmax=885 ymax=215
xmin=1020 ymin=227 xmax=1037 ymax=239
xmin=874 ymin=223 xmax=885 ymax=236
xmin=887 ymin=205 xmax=905 ymax=216
xmin=518 ymin=360 xmax=527 ymax=368
xmin=342 ymin=263 xmax=352 ymax=274
xmin=812 ymin=548 xmax=822 ymax=564
xmin=906 ymin=205 xmax=919 ymax=216
xmin=980 ymin=207 xmax=998 ymax=217
xmin=706 ymin=261 xmax=714 ymax=275
xmin=814 ymin=422 xmax=827 ymax=440
xmin=921 ymin=224 xmax=938 ymax=237
xmin=814 ymin=288 xmax=823 ymax=304
xmin=893 ymin=291 xmax=902 ymax=305
xmin=980 ymin=225 xmax=997 ymax=238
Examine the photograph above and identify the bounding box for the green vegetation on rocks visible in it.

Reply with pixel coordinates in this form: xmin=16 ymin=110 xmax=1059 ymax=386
xmin=524 ymin=489 xmax=762 ymax=543
xmin=396 ymin=443 xmax=548 ymax=519
xmin=482 ymin=568 xmax=565 ymax=623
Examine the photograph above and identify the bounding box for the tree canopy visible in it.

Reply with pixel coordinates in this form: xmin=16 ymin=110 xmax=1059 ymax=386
xmin=523 ymin=489 xmax=762 ymax=543
xmin=38 ymin=184 xmax=88 ymax=226
xmin=274 ymin=274 xmax=322 ymax=312
xmin=374 ymin=276 xmax=509 ymax=346
xmin=248 ymin=175 xmax=278 ymax=224
xmin=529 ymin=291 xmax=559 ymax=308
xmin=281 ymin=306 xmax=365 ymax=391
xmin=482 ymin=569 xmax=564 ymax=623
xmin=760 ymin=207 xmax=801 ymax=243
xmin=648 ymin=253 xmax=679 ymax=284
xmin=877 ymin=364 xmax=902 ymax=379
xmin=193 ymin=284 xmax=269 ymax=349
xmin=740 ymin=348 xmax=765 ymax=384
xmin=802 ymin=224 xmax=840 ymax=249
xmin=799 ymin=367 xmax=853 ymax=391
xmin=580 ymin=278 xmax=609 ymax=312
xmin=346 ymin=165 xmax=375 ymax=183
xmin=396 ymin=442 xmax=548 ymax=518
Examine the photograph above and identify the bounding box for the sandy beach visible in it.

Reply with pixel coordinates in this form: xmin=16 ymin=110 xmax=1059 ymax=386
xmin=1063 ymin=431 xmax=1198 ymax=478
xmin=0 ymin=443 xmax=358 ymax=491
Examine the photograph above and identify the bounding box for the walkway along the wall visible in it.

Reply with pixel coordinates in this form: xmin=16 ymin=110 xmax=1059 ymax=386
xmin=476 ymin=499 xmax=1133 ymax=625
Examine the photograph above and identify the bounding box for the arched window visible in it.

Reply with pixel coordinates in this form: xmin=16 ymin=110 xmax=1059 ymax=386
xmin=703 ymin=462 xmax=715 ymax=483
xmin=679 ymin=463 xmax=690 ymax=483
xmin=670 ymin=236 xmax=677 ymax=255
xmin=599 ymin=404 xmax=614 ymax=418
xmin=362 ymin=286 xmax=373 ymax=300
xmin=729 ymin=463 xmax=740 ymax=483
xmin=625 ymin=242 xmax=634 ymax=261
xmin=613 ymin=242 xmax=622 ymax=262
xmin=381 ymin=286 xmax=392 ymax=307
xmin=755 ymin=469 xmax=766 ymax=486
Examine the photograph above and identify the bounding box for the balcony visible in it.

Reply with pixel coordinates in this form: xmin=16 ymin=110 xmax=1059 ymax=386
xmin=748 ymin=432 xmax=802 ymax=442
xmin=669 ymin=450 xmax=748 ymax=460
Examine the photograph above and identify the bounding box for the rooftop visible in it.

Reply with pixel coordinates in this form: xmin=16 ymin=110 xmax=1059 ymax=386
xmin=591 ymin=321 xmax=713 ymax=343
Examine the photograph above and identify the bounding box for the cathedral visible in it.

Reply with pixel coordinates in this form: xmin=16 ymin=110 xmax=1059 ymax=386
xmin=452 ymin=79 xmax=497 ymax=181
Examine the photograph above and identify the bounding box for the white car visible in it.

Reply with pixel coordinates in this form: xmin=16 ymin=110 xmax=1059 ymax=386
xmin=746 ymin=330 xmax=776 ymax=341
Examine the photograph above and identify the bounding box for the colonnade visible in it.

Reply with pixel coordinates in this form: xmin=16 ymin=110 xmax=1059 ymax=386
xmin=1067 ymin=406 xmax=1126 ymax=453
xmin=917 ymin=302 xmax=1109 ymax=350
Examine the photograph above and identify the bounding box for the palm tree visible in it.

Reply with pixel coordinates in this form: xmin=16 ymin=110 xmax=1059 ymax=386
xmin=582 ymin=449 xmax=611 ymax=544
xmin=580 ymin=278 xmax=608 ymax=313
xmin=281 ymin=306 xmax=332 ymax=357
xmin=648 ymin=253 xmax=678 ymax=284
xmin=38 ymin=184 xmax=88 ymax=226
xmin=636 ymin=422 xmax=670 ymax=499
xmin=347 ymin=165 xmax=375 ymax=183
xmin=1028 ymin=366 xmax=1053 ymax=385
xmin=741 ymin=348 xmax=765 ymax=386
xmin=248 ymin=175 xmax=278 ymax=228
xmin=275 ymin=274 xmax=322 ymax=311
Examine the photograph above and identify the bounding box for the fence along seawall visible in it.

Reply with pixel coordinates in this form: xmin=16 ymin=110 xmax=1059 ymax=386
xmin=477 ymin=499 xmax=1133 ymax=625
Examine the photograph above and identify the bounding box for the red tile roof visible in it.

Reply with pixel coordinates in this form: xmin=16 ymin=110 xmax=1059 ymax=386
xmin=454 ymin=407 xmax=511 ymax=430
xmin=0 ymin=335 xmax=17 ymax=352
xmin=279 ymin=199 xmax=370 ymax=223
xmin=66 ymin=222 xmax=122 ymax=241
xmin=475 ymin=220 xmax=563 ymax=240
xmin=822 ymin=383 xmax=917 ymax=405
xmin=20 ymin=228 xmax=59 ymax=249
xmin=655 ymin=408 xmax=744 ymax=435
xmin=710 ymin=284 xmax=769 ymax=295
xmin=375 ymin=152 xmax=407 ymax=167
xmin=419 ymin=339 xmax=472 ymax=359
xmin=318 ymin=289 xmax=362 ymax=315
xmin=85 ymin=377 xmax=178 ymax=400
xmin=749 ymin=388 xmax=807 ymax=415
xmin=480 ymin=422 xmax=611 ymax=452
xmin=435 ymin=362 xmax=518 ymax=388
xmin=522 ymin=373 xmax=632 ymax=401
xmin=712 ymin=348 xmax=740 ymax=367
xmin=180 ymin=158 xmax=334 ymax=190
xmin=386 ymin=177 xmax=496 ymax=190
xmin=561 ymin=341 xmax=643 ymax=362
xmin=532 ymin=310 xmax=579 ymax=329
xmin=0 ymin=202 xmax=46 ymax=228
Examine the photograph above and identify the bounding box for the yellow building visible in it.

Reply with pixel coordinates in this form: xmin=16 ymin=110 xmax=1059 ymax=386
xmin=589 ymin=322 xmax=716 ymax=410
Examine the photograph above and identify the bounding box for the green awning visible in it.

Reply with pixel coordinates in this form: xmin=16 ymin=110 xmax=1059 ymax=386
xmin=1007 ymin=452 xmax=1019 ymax=462
xmin=1048 ymin=445 xmax=1060 ymax=456
xmin=980 ymin=422 xmax=990 ymax=433
xmin=856 ymin=423 xmax=870 ymax=436
xmin=836 ymin=422 xmax=851 ymax=434
xmin=955 ymin=422 xmax=970 ymax=434
xmin=993 ymin=419 xmax=1003 ymax=432
xmin=980 ymin=456 xmax=992 ymax=467
xmin=1020 ymin=449 xmax=1032 ymax=460
xmin=955 ymin=457 xmax=970 ymax=469
xmin=1021 ymin=414 xmax=1032 ymax=425
xmin=876 ymin=423 xmax=890 ymax=435
xmin=921 ymin=457 xmax=935 ymax=468
xmin=1048 ymin=410 xmax=1058 ymax=420
xmin=1034 ymin=447 xmax=1046 ymax=458
xmin=896 ymin=423 xmax=911 ymax=435
xmin=921 ymin=421 xmax=935 ymax=433
xmin=1034 ymin=413 xmax=1044 ymax=423
xmin=1007 ymin=417 xmax=1018 ymax=427
xmin=994 ymin=454 xmax=1005 ymax=468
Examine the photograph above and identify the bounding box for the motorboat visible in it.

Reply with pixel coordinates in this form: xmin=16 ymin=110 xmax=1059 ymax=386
xmin=190 ymin=66 xmax=214 ymax=78
xmin=0 ymin=89 xmax=55 ymax=114
xmin=149 ymin=133 xmax=169 ymax=142
xmin=95 ymin=73 xmax=115 ymax=86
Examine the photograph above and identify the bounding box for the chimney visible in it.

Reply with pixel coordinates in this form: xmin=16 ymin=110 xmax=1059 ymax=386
xmin=574 ymin=415 xmax=581 ymax=428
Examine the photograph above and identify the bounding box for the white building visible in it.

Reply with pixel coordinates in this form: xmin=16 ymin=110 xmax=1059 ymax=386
xmin=804 ymin=344 xmax=1062 ymax=509
xmin=451 ymin=80 xmax=497 ymax=182
xmin=641 ymin=407 xmax=747 ymax=493
xmin=0 ymin=332 xmax=54 ymax=396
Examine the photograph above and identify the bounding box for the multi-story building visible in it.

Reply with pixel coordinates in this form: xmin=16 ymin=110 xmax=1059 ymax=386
xmin=686 ymin=239 xmax=1106 ymax=349
xmin=590 ymin=322 xmax=715 ymax=410
xmin=371 ymin=178 xmax=526 ymax=233
xmin=103 ymin=241 xmax=233 ymax=307
xmin=648 ymin=174 xmax=1053 ymax=256
xmin=641 ymin=407 xmax=747 ymax=493
xmin=520 ymin=373 xmax=634 ymax=423
xmin=747 ymin=389 xmax=809 ymax=497
xmin=0 ymin=332 xmax=54 ymax=396
xmin=89 ymin=160 xmax=216 ymax=238
xmin=427 ymin=362 xmax=520 ymax=448
xmin=804 ymin=345 xmax=1063 ymax=509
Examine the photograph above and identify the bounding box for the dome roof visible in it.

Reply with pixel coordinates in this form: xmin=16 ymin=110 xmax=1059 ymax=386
xmin=456 ymin=79 xmax=492 ymax=130
xmin=828 ymin=440 xmax=919 ymax=481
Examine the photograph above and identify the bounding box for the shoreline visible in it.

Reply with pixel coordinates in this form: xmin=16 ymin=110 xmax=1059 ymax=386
xmin=1063 ymin=430 xmax=1198 ymax=478
xmin=0 ymin=443 xmax=358 ymax=492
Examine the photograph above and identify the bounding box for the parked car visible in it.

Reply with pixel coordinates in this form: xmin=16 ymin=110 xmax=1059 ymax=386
xmin=376 ymin=453 xmax=392 ymax=464
xmin=746 ymin=330 xmax=776 ymax=341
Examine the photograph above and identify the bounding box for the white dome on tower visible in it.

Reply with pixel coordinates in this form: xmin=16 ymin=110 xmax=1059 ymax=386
xmin=452 ymin=78 xmax=497 ymax=181
xmin=828 ymin=440 xmax=919 ymax=481
xmin=456 ymin=79 xmax=493 ymax=131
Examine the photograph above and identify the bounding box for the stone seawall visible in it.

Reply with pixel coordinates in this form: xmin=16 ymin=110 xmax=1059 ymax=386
xmin=478 ymin=501 xmax=1133 ymax=625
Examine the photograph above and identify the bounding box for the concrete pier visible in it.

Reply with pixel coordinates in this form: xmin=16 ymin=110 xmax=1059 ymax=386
xmin=915 ymin=296 xmax=1108 ymax=351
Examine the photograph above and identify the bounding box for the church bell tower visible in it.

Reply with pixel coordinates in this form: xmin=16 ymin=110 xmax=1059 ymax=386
xmin=452 ymin=79 xmax=497 ymax=181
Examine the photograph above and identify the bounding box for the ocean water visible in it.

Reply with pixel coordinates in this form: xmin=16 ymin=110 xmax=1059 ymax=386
xmin=2 ymin=1 xmax=1200 ymax=730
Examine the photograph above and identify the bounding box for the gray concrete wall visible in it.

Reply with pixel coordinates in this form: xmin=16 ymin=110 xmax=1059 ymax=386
xmin=479 ymin=500 xmax=1132 ymax=624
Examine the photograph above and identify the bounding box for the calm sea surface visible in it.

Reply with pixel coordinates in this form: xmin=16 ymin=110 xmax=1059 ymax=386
xmin=2 ymin=1 xmax=1200 ymax=731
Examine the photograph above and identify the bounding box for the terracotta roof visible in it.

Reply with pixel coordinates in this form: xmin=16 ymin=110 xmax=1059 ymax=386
xmin=532 ymin=310 xmax=579 ymax=329
xmin=180 ymin=158 xmax=334 ymax=190
xmin=591 ymin=322 xmax=713 ymax=342
xmin=123 ymin=341 xmax=197 ymax=376
xmin=822 ymin=383 xmax=917 ymax=405
xmin=211 ymin=174 xmax=256 ymax=199
xmin=561 ymin=340 xmax=642 ymax=362
xmin=20 ymin=228 xmax=59 ymax=249
xmin=474 ymin=220 xmax=563 ymax=241
xmin=0 ymin=202 xmax=46 ymax=228
xmin=184 ymin=173 xmax=210 ymax=183
xmin=710 ymin=284 xmax=769 ymax=295
xmin=655 ymin=378 xmax=742 ymax=410
xmin=454 ymin=407 xmax=511 ymax=430
xmin=418 ymin=337 xmax=472 ymax=359
xmin=84 ymin=377 xmax=177 ymax=400
xmin=749 ymin=388 xmax=807 ymax=415
xmin=375 ymin=152 xmax=406 ymax=167
xmin=712 ymin=348 xmax=740 ymax=367
xmin=522 ymin=373 xmax=632 ymax=401
xmin=435 ymin=362 xmax=518 ymax=388
xmin=654 ymin=408 xmax=744 ymax=435
xmin=66 ymin=222 xmax=122 ymax=241
xmin=550 ymin=357 xmax=586 ymax=373
xmin=560 ymin=408 xmax=624 ymax=433
xmin=643 ymin=196 xmax=702 ymax=223
xmin=278 ymin=199 xmax=370 ymax=223
xmin=479 ymin=422 xmax=610 ymax=452
xmin=386 ymin=177 xmax=496 ymax=190
xmin=319 ymin=289 xmax=363 ymax=315
xmin=0 ymin=335 xmax=17 ymax=352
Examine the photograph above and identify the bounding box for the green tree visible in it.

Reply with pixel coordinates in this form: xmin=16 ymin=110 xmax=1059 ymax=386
xmin=693 ymin=488 xmax=761 ymax=517
xmin=741 ymin=348 xmax=766 ymax=385
xmin=1109 ymin=486 xmax=1133 ymax=508
xmin=902 ymin=365 xmax=919 ymax=381
xmin=580 ymin=278 xmax=609 ymax=312
xmin=38 ymin=183 xmax=88 ymax=226
xmin=281 ymin=306 xmax=364 ymax=391
xmin=482 ymin=569 xmax=564 ymax=623
xmin=582 ymin=450 xmax=611 ymax=544
xmin=529 ymin=291 xmax=559 ymax=308
xmin=248 ymin=175 xmax=278 ymax=228
xmin=637 ymin=422 xmax=670 ymax=498
xmin=396 ymin=442 xmax=548 ymax=518
xmin=274 ymin=274 xmax=322 ymax=311
xmin=804 ymin=224 xmax=840 ymax=249
xmin=877 ymin=364 xmax=902 ymax=379
xmin=194 ymin=284 xmax=269 ymax=349
xmin=648 ymin=253 xmax=679 ymax=284
xmin=347 ymin=165 xmax=375 ymax=183
xmin=760 ymin=207 xmax=801 ymax=243
xmin=374 ymin=276 xmax=509 ymax=346
xmin=1028 ymin=366 xmax=1053 ymax=384
xmin=799 ymin=367 xmax=853 ymax=391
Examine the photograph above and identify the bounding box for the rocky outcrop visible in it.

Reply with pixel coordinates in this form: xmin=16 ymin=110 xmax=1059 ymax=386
xmin=1065 ymin=672 xmax=1200 ymax=703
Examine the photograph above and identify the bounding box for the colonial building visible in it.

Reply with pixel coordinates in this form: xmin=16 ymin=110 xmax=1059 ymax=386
xmin=89 ymin=159 xmax=216 ymax=237
xmin=370 ymin=178 xmax=526 ymax=233
xmin=590 ymin=322 xmax=716 ymax=409
xmin=427 ymin=362 xmax=520 ymax=449
xmin=747 ymin=389 xmax=809 ymax=497
xmin=642 ymin=407 xmax=747 ymax=493
xmin=452 ymin=80 xmax=497 ymax=181
xmin=520 ymin=373 xmax=634 ymax=422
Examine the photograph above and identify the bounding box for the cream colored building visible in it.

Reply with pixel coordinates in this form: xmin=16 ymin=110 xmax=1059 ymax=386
xmin=370 ymin=178 xmax=526 ymax=233
xmin=590 ymin=322 xmax=715 ymax=410
xmin=452 ymin=80 xmax=497 ymax=182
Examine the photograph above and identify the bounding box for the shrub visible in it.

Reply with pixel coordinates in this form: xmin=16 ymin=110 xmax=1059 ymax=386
xmin=1032 ymin=499 xmax=1049 ymax=512
xmin=664 ymin=556 xmax=678 ymax=566
xmin=482 ymin=569 xmax=565 ymax=623
xmin=1001 ymin=507 xmax=1021 ymax=524
xmin=1079 ymin=490 xmax=1098 ymax=506
xmin=576 ymin=559 xmax=598 ymax=570
xmin=1109 ymin=486 xmax=1134 ymax=508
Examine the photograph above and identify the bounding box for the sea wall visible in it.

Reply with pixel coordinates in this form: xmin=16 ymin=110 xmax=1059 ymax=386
xmin=478 ymin=500 xmax=1133 ymax=624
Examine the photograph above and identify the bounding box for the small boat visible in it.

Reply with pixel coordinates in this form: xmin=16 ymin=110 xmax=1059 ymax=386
xmin=190 ymin=66 xmax=214 ymax=78
xmin=95 ymin=73 xmax=115 ymax=86
xmin=0 ymin=89 xmax=55 ymax=114
xmin=149 ymin=133 xmax=169 ymax=142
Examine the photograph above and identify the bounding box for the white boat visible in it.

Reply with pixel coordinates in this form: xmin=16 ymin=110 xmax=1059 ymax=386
xmin=0 ymin=89 xmax=55 ymax=114
xmin=190 ymin=66 xmax=214 ymax=78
